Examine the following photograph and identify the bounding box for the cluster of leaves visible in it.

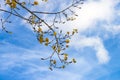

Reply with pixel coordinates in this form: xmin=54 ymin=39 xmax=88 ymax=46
xmin=0 ymin=0 xmax=84 ymax=70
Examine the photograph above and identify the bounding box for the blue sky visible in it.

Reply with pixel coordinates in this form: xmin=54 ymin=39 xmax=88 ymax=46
xmin=0 ymin=0 xmax=120 ymax=80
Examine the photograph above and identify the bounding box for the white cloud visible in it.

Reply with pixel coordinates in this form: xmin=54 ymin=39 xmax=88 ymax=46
xmin=70 ymin=36 xmax=110 ymax=64
xmin=59 ymin=0 xmax=118 ymax=32
xmin=105 ymin=25 xmax=120 ymax=35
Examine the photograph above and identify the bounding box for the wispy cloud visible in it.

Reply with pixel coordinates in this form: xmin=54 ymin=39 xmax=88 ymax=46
xmin=70 ymin=36 xmax=110 ymax=64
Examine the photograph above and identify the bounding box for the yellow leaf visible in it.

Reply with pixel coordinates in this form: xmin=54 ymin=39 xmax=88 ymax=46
xmin=38 ymin=27 xmax=42 ymax=32
xmin=65 ymin=39 xmax=70 ymax=43
xmin=34 ymin=1 xmax=39 ymax=5
xmin=52 ymin=46 xmax=56 ymax=50
xmin=6 ymin=0 xmax=10 ymax=4
xmin=53 ymin=60 xmax=56 ymax=64
xmin=45 ymin=43 xmax=48 ymax=46
xmin=45 ymin=38 xmax=49 ymax=43
xmin=64 ymin=54 xmax=68 ymax=57
xmin=72 ymin=58 xmax=76 ymax=63
xmin=67 ymin=32 xmax=70 ymax=35
xmin=64 ymin=56 xmax=68 ymax=61
xmin=39 ymin=35 xmax=43 ymax=44
xmin=53 ymin=32 xmax=57 ymax=36
xmin=10 ymin=1 xmax=17 ymax=8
